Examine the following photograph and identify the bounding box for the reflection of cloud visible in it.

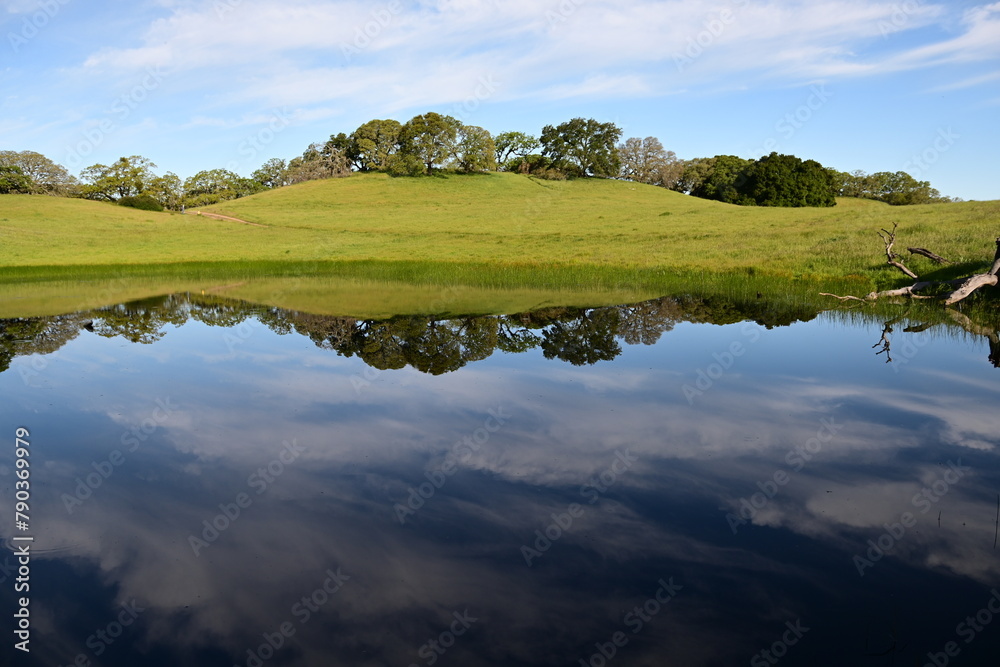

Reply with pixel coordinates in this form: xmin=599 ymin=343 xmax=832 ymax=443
xmin=4 ymin=314 xmax=1000 ymax=665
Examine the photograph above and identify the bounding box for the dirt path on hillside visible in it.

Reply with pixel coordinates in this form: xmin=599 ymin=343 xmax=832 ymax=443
xmin=188 ymin=211 xmax=268 ymax=228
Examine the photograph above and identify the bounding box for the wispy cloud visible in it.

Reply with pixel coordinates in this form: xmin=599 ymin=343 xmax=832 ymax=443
xmin=71 ymin=0 xmax=999 ymax=113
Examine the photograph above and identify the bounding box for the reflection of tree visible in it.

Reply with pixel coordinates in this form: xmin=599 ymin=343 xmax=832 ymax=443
xmin=92 ymin=300 xmax=173 ymax=344
xmin=0 ymin=315 xmax=89 ymax=373
xmin=540 ymin=309 xmax=621 ymax=365
xmin=614 ymin=298 xmax=682 ymax=345
xmin=0 ymin=290 xmax=843 ymax=376
xmin=187 ymin=295 xmax=254 ymax=328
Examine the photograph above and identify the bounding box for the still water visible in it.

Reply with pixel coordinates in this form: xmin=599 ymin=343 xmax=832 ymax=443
xmin=1 ymin=293 xmax=999 ymax=666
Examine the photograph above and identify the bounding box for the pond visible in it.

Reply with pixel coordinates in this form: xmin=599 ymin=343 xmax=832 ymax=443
xmin=2 ymin=290 xmax=999 ymax=666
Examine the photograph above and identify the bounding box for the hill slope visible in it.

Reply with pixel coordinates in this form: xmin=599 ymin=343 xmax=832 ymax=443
xmin=1 ymin=172 xmax=997 ymax=280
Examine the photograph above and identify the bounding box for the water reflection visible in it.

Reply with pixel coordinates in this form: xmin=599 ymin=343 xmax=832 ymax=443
xmin=0 ymin=291 xmax=825 ymax=376
xmin=1 ymin=293 xmax=999 ymax=666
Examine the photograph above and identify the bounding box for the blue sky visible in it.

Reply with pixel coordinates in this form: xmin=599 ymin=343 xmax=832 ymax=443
xmin=2 ymin=0 xmax=998 ymax=200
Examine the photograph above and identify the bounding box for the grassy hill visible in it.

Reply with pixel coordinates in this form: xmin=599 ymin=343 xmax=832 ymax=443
xmin=2 ymin=172 xmax=998 ymax=283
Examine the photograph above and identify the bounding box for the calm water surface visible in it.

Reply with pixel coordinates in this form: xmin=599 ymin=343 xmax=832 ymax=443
xmin=1 ymin=294 xmax=999 ymax=666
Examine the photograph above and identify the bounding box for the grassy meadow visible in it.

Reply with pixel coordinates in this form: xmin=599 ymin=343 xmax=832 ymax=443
xmin=1 ymin=171 xmax=997 ymax=315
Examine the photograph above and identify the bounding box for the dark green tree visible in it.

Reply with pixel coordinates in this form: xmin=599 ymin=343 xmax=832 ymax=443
xmin=252 ymin=158 xmax=290 ymax=189
xmin=183 ymin=169 xmax=264 ymax=207
xmin=494 ymin=131 xmax=539 ymax=168
xmin=351 ymin=119 xmax=402 ymax=171
xmin=739 ymin=152 xmax=835 ymax=207
xmin=452 ymin=125 xmax=497 ymax=172
xmin=399 ymin=112 xmax=461 ymax=174
xmin=146 ymin=172 xmax=183 ymax=210
xmin=80 ymin=156 xmax=157 ymax=201
xmin=540 ymin=117 xmax=622 ymax=177
xmin=0 ymin=165 xmax=33 ymax=194
xmin=690 ymin=155 xmax=752 ymax=204
xmin=672 ymin=157 xmax=715 ymax=194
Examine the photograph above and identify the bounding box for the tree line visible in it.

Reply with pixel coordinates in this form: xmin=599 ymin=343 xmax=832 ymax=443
xmin=0 ymin=113 xmax=957 ymax=210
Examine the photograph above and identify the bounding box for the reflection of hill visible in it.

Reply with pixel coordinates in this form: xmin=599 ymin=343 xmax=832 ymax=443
xmin=0 ymin=290 xmax=897 ymax=376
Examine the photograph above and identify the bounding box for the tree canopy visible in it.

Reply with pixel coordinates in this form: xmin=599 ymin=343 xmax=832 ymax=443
xmin=399 ymin=112 xmax=461 ymax=174
xmin=0 ymin=165 xmax=33 ymax=194
xmin=80 ymin=156 xmax=158 ymax=202
xmin=183 ymin=169 xmax=264 ymax=207
xmin=831 ymin=169 xmax=953 ymax=205
xmin=452 ymin=125 xmax=497 ymax=173
xmin=351 ymin=119 xmax=402 ymax=172
xmin=540 ymin=117 xmax=622 ymax=177
xmin=740 ymin=153 xmax=836 ymax=207
xmin=618 ymin=136 xmax=679 ymax=186
xmin=494 ymin=131 xmax=539 ymax=169
xmin=3 ymin=111 xmax=956 ymax=212
xmin=0 ymin=150 xmax=77 ymax=195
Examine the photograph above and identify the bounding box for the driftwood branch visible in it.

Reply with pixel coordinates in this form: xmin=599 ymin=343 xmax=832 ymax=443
xmin=878 ymin=223 xmax=919 ymax=279
xmin=823 ymin=232 xmax=1000 ymax=306
xmin=819 ymin=293 xmax=866 ymax=302
xmin=943 ymin=237 xmax=1000 ymax=305
xmin=907 ymin=247 xmax=951 ymax=264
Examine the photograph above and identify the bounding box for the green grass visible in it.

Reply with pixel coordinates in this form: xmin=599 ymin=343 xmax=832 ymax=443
xmin=0 ymin=260 xmax=861 ymax=319
xmin=3 ymin=172 xmax=996 ymax=277
xmin=0 ymin=172 xmax=997 ymax=316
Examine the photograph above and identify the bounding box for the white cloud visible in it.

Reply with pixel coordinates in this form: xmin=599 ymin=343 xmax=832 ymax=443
xmin=67 ymin=0 xmax=1000 ymax=124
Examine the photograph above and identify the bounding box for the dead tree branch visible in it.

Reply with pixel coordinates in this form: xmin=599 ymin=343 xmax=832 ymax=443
xmin=878 ymin=223 xmax=919 ymax=279
xmin=823 ymin=232 xmax=1000 ymax=306
xmin=907 ymin=247 xmax=951 ymax=264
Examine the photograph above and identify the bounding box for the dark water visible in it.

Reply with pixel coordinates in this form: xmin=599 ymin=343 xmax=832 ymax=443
xmin=2 ymin=293 xmax=999 ymax=667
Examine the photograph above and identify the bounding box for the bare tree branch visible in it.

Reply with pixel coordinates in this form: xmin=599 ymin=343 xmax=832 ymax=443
xmin=878 ymin=223 xmax=919 ymax=279
xmin=907 ymin=247 xmax=951 ymax=264
xmin=822 ymin=232 xmax=1000 ymax=306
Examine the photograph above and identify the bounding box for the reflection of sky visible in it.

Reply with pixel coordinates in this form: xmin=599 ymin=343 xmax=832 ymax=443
xmin=2 ymin=313 xmax=1000 ymax=666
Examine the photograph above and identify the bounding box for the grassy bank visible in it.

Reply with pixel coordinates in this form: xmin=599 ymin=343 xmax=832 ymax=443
xmin=0 ymin=261 xmax=862 ymax=319
xmin=2 ymin=172 xmax=997 ymax=283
